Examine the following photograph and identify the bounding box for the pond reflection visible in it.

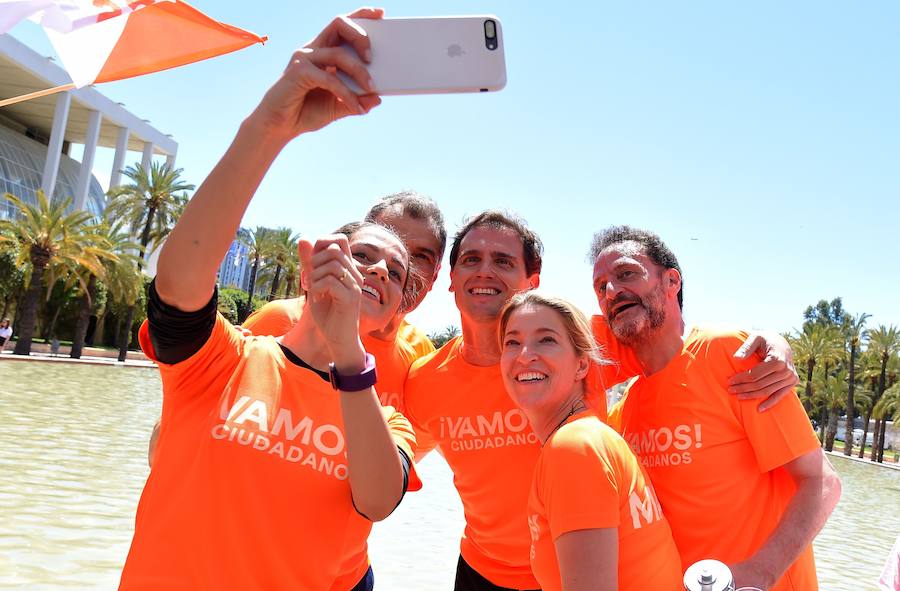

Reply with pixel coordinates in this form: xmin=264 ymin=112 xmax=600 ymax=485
xmin=0 ymin=362 xmax=897 ymax=590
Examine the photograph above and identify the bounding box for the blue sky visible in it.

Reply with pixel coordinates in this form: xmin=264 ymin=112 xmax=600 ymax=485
xmin=9 ymin=1 xmax=899 ymax=336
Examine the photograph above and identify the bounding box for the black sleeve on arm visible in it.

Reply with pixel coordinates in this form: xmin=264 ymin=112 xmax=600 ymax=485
xmin=147 ymin=279 xmax=218 ymax=365
xmin=352 ymin=447 xmax=412 ymax=521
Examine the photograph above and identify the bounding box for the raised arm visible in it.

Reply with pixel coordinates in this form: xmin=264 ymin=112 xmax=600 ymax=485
xmin=154 ymin=8 xmax=382 ymax=311
xmin=299 ymin=235 xmax=404 ymax=521
xmin=729 ymin=449 xmax=841 ymax=590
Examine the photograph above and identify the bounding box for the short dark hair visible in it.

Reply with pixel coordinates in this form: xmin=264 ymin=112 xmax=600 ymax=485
xmin=588 ymin=225 xmax=683 ymax=310
xmin=329 ymin=221 xmax=423 ymax=313
xmin=364 ymin=190 xmax=447 ymax=260
xmin=449 ymin=210 xmax=543 ymax=277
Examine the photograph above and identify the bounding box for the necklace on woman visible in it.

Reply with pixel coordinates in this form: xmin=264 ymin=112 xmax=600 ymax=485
xmin=543 ymin=398 xmax=587 ymax=445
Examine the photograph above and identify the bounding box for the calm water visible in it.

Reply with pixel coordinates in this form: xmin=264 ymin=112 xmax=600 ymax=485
xmin=0 ymin=362 xmax=897 ymax=590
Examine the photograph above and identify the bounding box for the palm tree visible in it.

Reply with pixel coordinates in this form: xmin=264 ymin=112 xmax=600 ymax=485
xmin=866 ymin=325 xmax=900 ymax=462
xmin=857 ymin=349 xmax=883 ymax=459
xmin=0 ymin=192 xmax=105 ymax=355
xmin=428 ymin=325 xmax=462 ymax=349
xmin=107 ymin=161 xmax=194 ymax=260
xmin=821 ymin=369 xmax=848 ymax=452
xmin=239 ymin=226 xmax=273 ymax=320
xmin=842 ymin=313 xmax=870 ymax=456
xmin=790 ymin=324 xmax=843 ymax=418
xmin=70 ymin=218 xmax=140 ymax=359
xmin=106 ymin=162 xmax=193 ymax=360
xmin=103 ymin=248 xmax=145 ymax=362
xmin=265 ymin=227 xmax=299 ymax=301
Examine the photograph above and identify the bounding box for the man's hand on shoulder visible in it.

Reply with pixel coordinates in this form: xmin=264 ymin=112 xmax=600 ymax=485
xmin=728 ymin=331 xmax=799 ymax=412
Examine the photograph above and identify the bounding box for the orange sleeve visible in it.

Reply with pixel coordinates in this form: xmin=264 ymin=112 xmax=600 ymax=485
xmin=606 ymin=399 xmax=625 ymax=434
xmin=398 ymin=321 xmax=436 ymax=359
xmin=384 ymin=407 xmax=423 ymax=491
xmin=709 ymin=331 xmax=821 ymax=473
xmin=591 ymin=316 xmax=642 ymax=387
xmin=242 ymin=299 xmax=301 ymax=337
xmin=539 ymin=430 xmax=621 ymax=539
xmin=139 ymin=313 xmax=243 ymax=399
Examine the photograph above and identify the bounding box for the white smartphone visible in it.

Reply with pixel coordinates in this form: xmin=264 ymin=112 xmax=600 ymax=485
xmin=341 ymin=15 xmax=507 ymax=95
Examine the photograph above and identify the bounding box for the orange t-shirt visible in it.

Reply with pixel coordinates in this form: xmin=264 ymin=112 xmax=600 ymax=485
xmin=591 ymin=314 xmax=642 ymax=387
xmin=529 ymin=410 xmax=682 ymax=591
xmin=398 ymin=318 xmax=436 ymax=358
xmin=121 ymin=315 xmax=419 ymax=590
xmin=611 ymin=327 xmax=821 ymax=591
xmin=403 ymin=335 xmax=636 ymax=588
xmin=244 ymin=298 xmax=419 ymax=411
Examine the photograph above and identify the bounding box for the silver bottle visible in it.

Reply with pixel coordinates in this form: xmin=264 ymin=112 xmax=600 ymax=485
xmin=683 ymin=559 xmax=735 ymax=591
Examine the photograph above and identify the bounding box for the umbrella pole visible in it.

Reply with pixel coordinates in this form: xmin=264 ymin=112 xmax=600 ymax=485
xmin=0 ymin=83 xmax=76 ymax=108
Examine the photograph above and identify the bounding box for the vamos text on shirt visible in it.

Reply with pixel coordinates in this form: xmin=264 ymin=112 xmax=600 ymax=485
xmin=623 ymin=423 xmax=703 ymax=468
xmin=438 ymin=408 xmax=540 ymax=452
xmin=213 ymin=395 xmax=349 ymax=480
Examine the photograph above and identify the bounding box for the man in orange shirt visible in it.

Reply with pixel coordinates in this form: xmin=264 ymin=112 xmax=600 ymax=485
xmin=405 ymin=212 xmax=797 ymax=591
xmin=592 ymin=225 xmax=842 ymax=591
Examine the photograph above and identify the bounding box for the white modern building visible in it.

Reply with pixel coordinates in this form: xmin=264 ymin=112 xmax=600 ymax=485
xmin=0 ymin=33 xmax=177 ymax=220
xmin=218 ymin=239 xmax=252 ymax=292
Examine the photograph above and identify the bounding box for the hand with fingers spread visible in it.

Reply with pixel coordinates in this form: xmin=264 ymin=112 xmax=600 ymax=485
xmin=729 ymin=332 xmax=800 ymax=412
xmin=248 ymin=7 xmax=385 ymax=143
xmin=298 ymin=235 xmax=367 ymax=370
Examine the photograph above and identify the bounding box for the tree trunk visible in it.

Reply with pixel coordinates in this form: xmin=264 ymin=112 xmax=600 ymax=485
xmin=1 ymin=294 xmax=10 ymax=320
xmin=117 ymin=305 xmax=136 ymax=362
xmin=844 ymin=342 xmax=857 ymax=456
xmin=140 ymin=206 xmax=156 ymax=264
xmin=13 ymin=247 xmax=50 ymax=355
xmin=803 ymin=359 xmax=815 ymax=413
xmin=268 ymin=265 xmax=283 ymax=301
xmin=70 ymin=275 xmax=96 ymax=359
xmin=818 ymin=407 xmax=827 ymax=444
xmin=243 ymin=256 xmax=260 ymax=322
xmin=824 ymin=410 xmax=839 ymax=451
xmin=858 ymin=411 xmax=872 ymax=459
xmin=870 ymin=419 xmax=882 ymax=460
xmin=92 ymin=311 xmax=106 ymax=346
xmin=113 ymin=313 xmax=123 ymax=349
xmin=876 ymin=418 xmax=888 ymax=463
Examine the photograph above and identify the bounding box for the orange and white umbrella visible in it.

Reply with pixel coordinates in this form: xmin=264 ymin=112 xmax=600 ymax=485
xmin=0 ymin=0 xmax=266 ymax=105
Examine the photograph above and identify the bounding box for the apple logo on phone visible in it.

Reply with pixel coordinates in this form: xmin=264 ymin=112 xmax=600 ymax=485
xmin=447 ymin=44 xmax=464 ymax=58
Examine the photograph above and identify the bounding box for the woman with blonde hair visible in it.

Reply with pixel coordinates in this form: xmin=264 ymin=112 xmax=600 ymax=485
xmin=499 ymin=292 xmax=682 ymax=591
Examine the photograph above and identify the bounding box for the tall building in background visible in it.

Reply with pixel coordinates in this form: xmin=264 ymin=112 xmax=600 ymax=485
xmin=0 ymin=33 xmax=177 ymax=226
xmin=217 ymin=239 xmax=251 ymax=292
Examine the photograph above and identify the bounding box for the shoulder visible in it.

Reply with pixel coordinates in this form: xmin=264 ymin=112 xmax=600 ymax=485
xmin=545 ymin=415 xmax=614 ymax=460
xmin=407 ymin=335 xmax=462 ymax=382
xmin=242 ymin=297 xmax=303 ymax=337
xmin=398 ymin=320 xmax=436 ymax=358
xmin=683 ymin=326 xmax=756 ymax=372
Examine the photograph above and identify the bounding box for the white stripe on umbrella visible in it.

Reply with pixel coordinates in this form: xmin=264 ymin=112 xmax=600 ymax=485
xmin=45 ymin=14 xmax=129 ymax=88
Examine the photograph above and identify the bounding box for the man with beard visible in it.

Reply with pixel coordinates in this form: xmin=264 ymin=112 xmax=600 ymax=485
xmin=592 ymin=225 xmax=842 ymax=591
xmin=404 ymin=212 xmax=800 ymax=591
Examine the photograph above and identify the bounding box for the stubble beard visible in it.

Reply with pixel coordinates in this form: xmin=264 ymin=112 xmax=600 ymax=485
xmin=609 ymin=285 xmax=667 ymax=346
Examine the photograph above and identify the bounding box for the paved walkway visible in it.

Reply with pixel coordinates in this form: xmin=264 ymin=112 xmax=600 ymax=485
xmin=0 ymin=349 xmax=157 ymax=369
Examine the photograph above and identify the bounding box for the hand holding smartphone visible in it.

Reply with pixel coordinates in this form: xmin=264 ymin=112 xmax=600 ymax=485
xmin=339 ymin=15 xmax=507 ymax=96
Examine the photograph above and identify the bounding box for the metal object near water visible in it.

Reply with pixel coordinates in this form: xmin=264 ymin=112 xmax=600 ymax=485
xmin=683 ymin=559 xmax=735 ymax=591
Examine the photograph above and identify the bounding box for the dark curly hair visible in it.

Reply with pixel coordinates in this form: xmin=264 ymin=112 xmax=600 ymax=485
xmin=588 ymin=225 xmax=683 ymax=310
